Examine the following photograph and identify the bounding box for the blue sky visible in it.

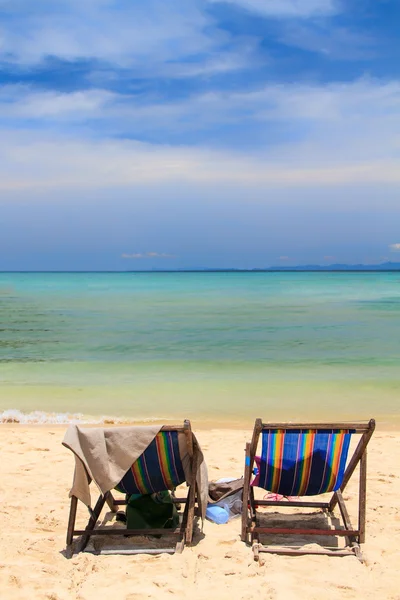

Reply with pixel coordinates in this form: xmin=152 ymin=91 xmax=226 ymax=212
xmin=1 ymin=0 xmax=400 ymax=269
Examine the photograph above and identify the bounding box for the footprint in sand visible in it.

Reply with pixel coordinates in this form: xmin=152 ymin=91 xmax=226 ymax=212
xmin=153 ymin=580 xmax=168 ymax=588
xmin=35 ymin=515 xmax=60 ymax=529
xmin=9 ymin=574 xmax=22 ymax=587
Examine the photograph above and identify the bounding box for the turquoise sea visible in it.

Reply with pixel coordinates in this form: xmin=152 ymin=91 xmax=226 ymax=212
xmin=1 ymin=272 xmax=399 ymax=426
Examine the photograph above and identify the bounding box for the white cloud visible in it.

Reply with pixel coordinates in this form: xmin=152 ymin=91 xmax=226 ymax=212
xmin=0 ymin=2 xmax=206 ymax=65
xmin=0 ymin=130 xmax=399 ymax=195
xmin=0 ymin=0 xmax=334 ymax=77
xmin=3 ymin=78 xmax=400 ymax=158
xmin=0 ymin=0 xmax=337 ymax=69
xmin=0 ymin=0 xmax=251 ymax=76
xmin=121 ymin=253 xmax=145 ymax=259
xmin=207 ymin=0 xmax=337 ymax=18
xmin=0 ymin=86 xmax=115 ymax=119
xmin=389 ymin=244 xmax=400 ymax=251
xmin=122 ymin=252 xmax=176 ymax=258
xmin=1 ymin=79 xmax=400 ymax=197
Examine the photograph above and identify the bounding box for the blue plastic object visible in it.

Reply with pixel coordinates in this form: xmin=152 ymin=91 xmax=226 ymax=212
xmin=206 ymin=504 xmax=229 ymax=524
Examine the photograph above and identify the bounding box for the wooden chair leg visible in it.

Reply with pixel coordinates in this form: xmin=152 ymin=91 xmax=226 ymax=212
xmin=76 ymin=492 xmax=109 ymax=553
xmin=359 ymin=449 xmax=367 ymax=544
xmin=175 ymin=538 xmax=185 ymax=554
xmin=184 ymin=446 xmax=199 ymax=545
xmin=106 ymin=491 xmax=118 ymax=513
xmin=180 ymin=486 xmax=191 ymax=526
xmin=66 ymin=495 xmax=78 ymax=546
xmin=249 ymin=487 xmax=256 ymax=521
xmin=241 ymin=442 xmax=251 ymax=543
xmin=185 ymin=494 xmax=195 ymax=544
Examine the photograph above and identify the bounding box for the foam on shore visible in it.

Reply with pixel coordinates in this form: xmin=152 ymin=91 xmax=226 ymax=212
xmin=0 ymin=409 xmax=168 ymax=425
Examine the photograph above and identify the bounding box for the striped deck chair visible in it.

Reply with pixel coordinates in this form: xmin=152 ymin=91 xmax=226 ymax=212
xmin=65 ymin=420 xmax=199 ymax=556
xmin=241 ymin=418 xmax=375 ymax=561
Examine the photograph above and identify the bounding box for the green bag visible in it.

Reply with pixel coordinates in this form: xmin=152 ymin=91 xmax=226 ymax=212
xmin=126 ymin=491 xmax=179 ymax=530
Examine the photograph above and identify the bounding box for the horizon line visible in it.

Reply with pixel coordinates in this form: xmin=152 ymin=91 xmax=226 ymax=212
xmin=1 ymin=267 xmax=400 ymax=274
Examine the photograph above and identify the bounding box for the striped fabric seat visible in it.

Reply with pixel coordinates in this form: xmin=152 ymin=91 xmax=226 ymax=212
xmin=116 ymin=431 xmax=186 ymax=495
xmin=258 ymin=429 xmax=354 ymax=496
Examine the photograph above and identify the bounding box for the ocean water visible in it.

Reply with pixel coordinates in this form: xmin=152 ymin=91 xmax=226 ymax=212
xmin=0 ymin=272 xmax=399 ymax=426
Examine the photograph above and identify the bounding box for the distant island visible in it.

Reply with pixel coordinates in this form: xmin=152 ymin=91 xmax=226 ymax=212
xmin=261 ymin=262 xmax=400 ymax=272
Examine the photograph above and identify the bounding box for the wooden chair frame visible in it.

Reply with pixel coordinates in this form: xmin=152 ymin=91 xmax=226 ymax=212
xmin=241 ymin=418 xmax=375 ymax=562
xmin=66 ymin=420 xmax=198 ymax=556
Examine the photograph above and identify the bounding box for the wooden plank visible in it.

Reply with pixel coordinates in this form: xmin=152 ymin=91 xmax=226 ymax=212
xmin=251 ymin=527 xmax=359 ymax=536
xmin=184 ymin=446 xmax=198 ymax=544
xmin=249 ymin=486 xmax=257 ymax=521
xmin=66 ymin=495 xmax=78 ymax=546
xmin=252 ymin=419 xmax=263 ymax=456
xmin=160 ymin=425 xmax=186 ymax=431
xmin=335 ymin=491 xmax=353 ymax=532
xmin=261 ymin=422 xmax=371 ymax=432
xmin=353 ymin=545 xmax=363 ymax=562
xmin=175 ymin=538 xmax=185 ymax=554
xmin=257 ymin=546 xmax=357 ymax=557
xmin=91 ymin=548 xmax=177 ymax=555
xmin=241 ymin=442 xmax=252 ymax=543
xmin=76 ymin=492 xmax=108 ymax=553
xmin=106 ymin=492 xmax=118 ymax=513
xmin=74 ymin=527 xmax=182 ymax=536
xmin=254 ymin=500 xmax=330 ymax=508
xmin=241 ymin=420 xmax=264 ymax=543
xmin=179 ymin=491 xmax=190 ymax=533
xmin=359 ymin=448 xmax=367 ymax=544
xmin=334 ymin=489 xmax=362 ymax=557
xmin=110 ymin=496 xmax=187 ymax=506
xmin=244 ymin=419 xmax=263 ymax=540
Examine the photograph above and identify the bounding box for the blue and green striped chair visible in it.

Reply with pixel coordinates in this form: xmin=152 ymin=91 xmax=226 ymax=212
xmin=242 ymin=418 xmax=375 ymax=561
xmin=116 ymin=430 xmax=186 ymax=496
xmin=65 ymin=421 xmax=199 ymax=555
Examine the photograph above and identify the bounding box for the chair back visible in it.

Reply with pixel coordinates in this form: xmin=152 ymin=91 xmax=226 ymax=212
xmin=258 ymin=428 xmax=355 ymax=496
xmin=117 ymin=430 xmax=186 ymax=495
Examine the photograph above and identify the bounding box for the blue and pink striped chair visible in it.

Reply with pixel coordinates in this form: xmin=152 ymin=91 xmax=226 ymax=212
xmin=241 ymin=418 xmax=375 ymax=561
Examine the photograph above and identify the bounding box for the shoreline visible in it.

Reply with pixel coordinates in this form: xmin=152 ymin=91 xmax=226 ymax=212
xmin=1 ymin=417 xmax=400 ymax=432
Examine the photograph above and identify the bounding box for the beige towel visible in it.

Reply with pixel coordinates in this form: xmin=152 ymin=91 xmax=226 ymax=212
xmin=62 ymin=424 xmax=208 ymax=520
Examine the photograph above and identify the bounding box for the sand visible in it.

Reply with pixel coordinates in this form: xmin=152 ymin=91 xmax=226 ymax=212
xmin=1 ymin=425 xmax=399 ymax=600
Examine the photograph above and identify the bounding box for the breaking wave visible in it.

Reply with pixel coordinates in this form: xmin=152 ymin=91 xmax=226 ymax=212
xmin=0 ymin=409 xmax=166 ymax=425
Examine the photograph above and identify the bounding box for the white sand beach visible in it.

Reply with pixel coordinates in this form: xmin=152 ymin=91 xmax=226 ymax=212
xmin=1 ymin=426 xmax=400 ymax=600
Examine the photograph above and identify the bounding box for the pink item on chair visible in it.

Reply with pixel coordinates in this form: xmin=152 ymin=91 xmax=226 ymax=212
xmin=251 ymin=456 xmax=299 ymax=501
